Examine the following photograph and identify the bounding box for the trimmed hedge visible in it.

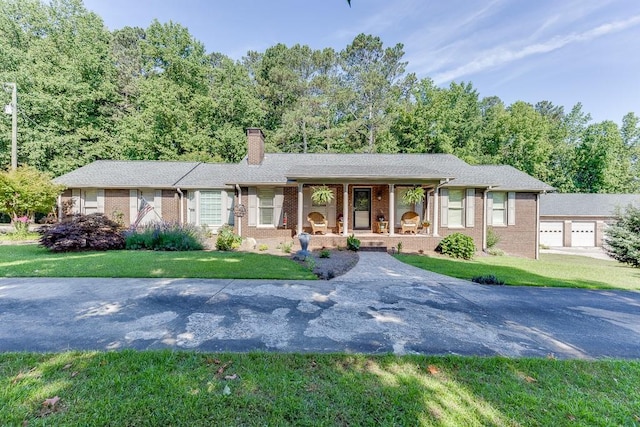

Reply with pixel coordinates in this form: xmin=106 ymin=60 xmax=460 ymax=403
xmin=40 ymin=214 xmax=125 ymax=252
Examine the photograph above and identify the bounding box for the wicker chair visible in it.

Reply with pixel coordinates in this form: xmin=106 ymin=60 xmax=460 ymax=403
xmin=401 ymin=211 xmax=420 ymax=234
xmin=308 ymin=212 xmax=328 ymax=234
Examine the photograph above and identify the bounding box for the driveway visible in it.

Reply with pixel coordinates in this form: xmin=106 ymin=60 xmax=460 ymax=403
xmin=0 ymin=253 xmax=638 ymax=358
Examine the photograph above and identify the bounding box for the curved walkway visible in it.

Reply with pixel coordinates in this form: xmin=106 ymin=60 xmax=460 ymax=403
xmin=335 ymin=251 xmax=468 ymax=284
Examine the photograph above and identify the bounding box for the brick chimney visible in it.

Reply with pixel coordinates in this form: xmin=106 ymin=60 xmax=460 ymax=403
xmin=247 ymin=128 xmax=265 ymax=165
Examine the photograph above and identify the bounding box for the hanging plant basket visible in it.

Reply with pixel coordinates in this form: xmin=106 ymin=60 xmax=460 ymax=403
xmin=402 ymin=186 xmax=425 ymax=205
xmin=311 ymin=185 xmax=334 ymax=205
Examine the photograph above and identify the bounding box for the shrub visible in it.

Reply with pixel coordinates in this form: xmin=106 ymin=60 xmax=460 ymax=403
xmin=486 ymin=247 xmax=505 ymax=256
xmin=319 ymin=249 xmax=331 ymax=258
xmin=486 ymin=227 xmax=500 ymax=249
xmin=604 ymin=205 xmax=640 ymax=267
xmin=472 ymin=275 xmax=505 ymax=285
xmin=437 ymin=232 xmax=476 ymax=260
xmin=125 ymin=222 xmax=204 ymax=251
xmin=396 ymin=241 xmax=403 ymax=254
xmin=215 ymin=225 xmax=242 ymax=251
xmin=40 ymin=214 xmax=125 ymax=252
xmin=347 ymin=234 xmax=360 ymax=251
xmin=258 ymin=244 xmax=269 ymax=251
xmin=277 ymin=241 xmax=293 ymax=253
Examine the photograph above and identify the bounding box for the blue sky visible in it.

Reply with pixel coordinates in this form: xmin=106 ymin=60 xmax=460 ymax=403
xmin=83 ymin=0 xmax=640 ymax=124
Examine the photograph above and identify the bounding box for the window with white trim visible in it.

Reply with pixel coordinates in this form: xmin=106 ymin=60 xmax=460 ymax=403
xmin=491 ymin=192 xmax=507 ymax=226
xmin=83 ymin=189 xmax=98 ymax=214
xmin=448 ymin=189 xmax=464 ymax=227
xmin=200 ymin=191 xmax=223 ymax=226
xmin=258 ymin=188 xmax=275 ymax=226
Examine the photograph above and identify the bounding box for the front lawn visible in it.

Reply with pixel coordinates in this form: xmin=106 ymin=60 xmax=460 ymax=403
xmin=396 ymin=253 xmax=640 ymax=290
xmin=0 ymin=245 xmax=316 ymax=280
xmin=1 ymin=351 xmax=638 ymax=426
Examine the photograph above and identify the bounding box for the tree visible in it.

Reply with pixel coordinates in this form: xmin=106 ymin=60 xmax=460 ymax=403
xmin=339 ymin=34 xmax=414 ymax=152
xmin=0 ymin=166 xmax=63 ymax=222
xmin=574 ymin=121 xmax=634 ymax=193
xmin=604 ymin=205 xmax=640 ymax=267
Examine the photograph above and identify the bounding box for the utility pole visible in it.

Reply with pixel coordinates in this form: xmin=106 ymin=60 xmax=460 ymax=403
xmin=3 ymin=82 xmax=17 ymax=170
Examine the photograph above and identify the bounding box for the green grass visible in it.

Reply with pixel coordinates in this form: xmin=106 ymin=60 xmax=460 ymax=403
xmin=0 ymin=245 xmax=316 ymax=280
xmin=396 ymin=253 xmax=640 ymax=290
xmin=0 ymin=351 xmax=638 ymax=426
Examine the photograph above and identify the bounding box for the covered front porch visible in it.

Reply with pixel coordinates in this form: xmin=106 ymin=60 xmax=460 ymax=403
xmin=292 ymin=182 xmax=443 ymax=238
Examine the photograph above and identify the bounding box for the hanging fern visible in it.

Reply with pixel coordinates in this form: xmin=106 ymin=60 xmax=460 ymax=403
xmin=311 ymin=185 xmax=334 ymax=204
xmin=402 ymin=187 xmax=425 ymax=205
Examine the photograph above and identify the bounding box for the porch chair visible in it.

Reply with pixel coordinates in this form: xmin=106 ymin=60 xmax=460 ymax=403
xmin=308 ymin=211 xmax=329 ymax=234
xmin=401 ymin=211 xmax=420 ymax=234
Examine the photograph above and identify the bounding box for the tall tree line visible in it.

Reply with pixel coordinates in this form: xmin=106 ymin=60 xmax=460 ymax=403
xmin=0 ymin=0 xmax=638 ymax=193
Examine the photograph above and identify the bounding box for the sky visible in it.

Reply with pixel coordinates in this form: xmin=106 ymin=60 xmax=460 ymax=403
xmin=83 ymin=0 xmax=640 ymax=124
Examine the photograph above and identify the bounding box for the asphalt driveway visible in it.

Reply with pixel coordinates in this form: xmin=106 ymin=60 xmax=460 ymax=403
xmin=0 ymin=253 xmax=638 ymax=358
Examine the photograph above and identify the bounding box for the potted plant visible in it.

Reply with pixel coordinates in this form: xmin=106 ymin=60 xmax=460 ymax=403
xmin=402 ymin=186 xmax=425 ymax=205
xmin=311 ymin=185 xmax=334 ymax=205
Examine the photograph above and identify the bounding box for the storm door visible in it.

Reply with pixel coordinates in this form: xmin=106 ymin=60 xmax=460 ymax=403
xmin=353 ymin=188 xmax=371 ymax=230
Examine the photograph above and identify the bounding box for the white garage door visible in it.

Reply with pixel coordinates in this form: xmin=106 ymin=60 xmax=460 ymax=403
xmin=571 ymin=222 xmax=595 ymax=247
xmin=540 ymin=222 xmax=563 ymax=247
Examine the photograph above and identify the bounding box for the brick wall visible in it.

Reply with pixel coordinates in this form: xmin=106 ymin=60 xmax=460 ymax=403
xmin=491 ymin=193 xmax=538 ymax=258
xmin=104 ymin=189 xmax=131 ymax=225
xmin=161 ymin=190 xmax=180 ymax=223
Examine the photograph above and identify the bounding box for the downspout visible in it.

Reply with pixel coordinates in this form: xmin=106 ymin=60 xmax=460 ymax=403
xmin=235 ymin=184 xmax=242 ymax=237
xmin=176 ymin=188 xmax=184 ymax=225
xmin=57 ymin=194 xmax=62 ymax=222
xmin=536 ymin=192 xmax=542 ymax=260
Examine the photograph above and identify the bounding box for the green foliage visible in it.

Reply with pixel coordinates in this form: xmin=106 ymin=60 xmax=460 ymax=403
xmin=215 ymin=225 xmax=241 ymax=251
xmin=347 ymin=234 xmax=360 ymax=251
xmin=277 ymin=241 xmax=293 ymax=254
xmin=604 ymin=205 xmax=640 ymax=267
xmin=402 ymin=187 xmax=425 ymax=205
xmin=437 ymin=233 xmax=476 ymax=260
xmin=40 ymin=214 xmax=125 ymax=252
xmin=125 ymin=222 xmax=204 ymax=251
xmin=258 ymin=243 xmax=269 ymax=251
xmin=472 ymin=275 xmax=505 ymax=285
xmin=486 ymin=227 xmax=500 ymax=249
xmin=319 ymin=249 xmax=331 ymax=258
xmin=310 ymin=185 xmax=334 ymax=204
xmin=0 ymin=166 xmax=64 ymax=219
xmin=396 ymin=241 xmax=403 ymax=253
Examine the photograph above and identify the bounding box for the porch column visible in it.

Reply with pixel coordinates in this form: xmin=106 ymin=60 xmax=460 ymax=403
xmin=342 ymin=183 xmax=349 ymax=236
xmin=297 ymin=183 xmax=303 ymax=235
xmin=388 ymin=184 xmax=395 ymax=236
xmin=433 ymin=186 xmax=440 ymax=237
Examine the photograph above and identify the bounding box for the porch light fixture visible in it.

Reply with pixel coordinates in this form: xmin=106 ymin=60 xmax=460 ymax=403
xmin=376 ymin=192 xmax=382 ymax=201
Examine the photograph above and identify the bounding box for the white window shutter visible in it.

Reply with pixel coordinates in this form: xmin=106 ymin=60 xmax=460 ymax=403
xmin=440 ymin=188 xmax=449 ymax=227
xmin=274 ymin=188 xmax=284 ymax=227
xmin=226 ymin=191 xmax=235 ymax=225
xmin=129 ymin=189 xmax=138 ymax=224
xmin=248 ymin=187 xmax=257 ymax=226
xmin=155 ymin=190 xmax=163 ymax=219
xmin=97 ymin=189 xmax=105 ymax=213
xmin=71 ymin=189 xmax=81 ymax=214
xmin=508 ymin=192 xmax=516 ymax=225
xmin=466 ymin=189 xmax=475 ymax=228
xmin=487 ymin=193 xmax=494 ymax=226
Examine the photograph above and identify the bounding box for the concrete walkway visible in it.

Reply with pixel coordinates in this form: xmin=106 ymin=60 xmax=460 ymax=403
xmin=0 ymin=252 xmax=639 ymax=358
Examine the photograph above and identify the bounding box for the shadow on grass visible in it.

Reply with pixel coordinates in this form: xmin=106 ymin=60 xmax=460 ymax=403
xmin=2 ymin=351 xmax=638 ymax=425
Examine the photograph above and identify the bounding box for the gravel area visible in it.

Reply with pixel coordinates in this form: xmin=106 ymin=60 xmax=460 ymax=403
xmin=292 ymin=249 xmax=359 ymax=280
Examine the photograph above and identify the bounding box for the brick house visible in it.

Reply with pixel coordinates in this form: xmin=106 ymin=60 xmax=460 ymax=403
xmin=54 ymin=128 xmax=554 ymax=258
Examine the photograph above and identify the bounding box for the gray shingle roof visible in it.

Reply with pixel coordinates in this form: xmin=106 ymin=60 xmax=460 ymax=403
xmin=54 ymin=152 xmax=554 ymax=192
xmin=540 ymin=193 xmax=640 ymax=216
xmin=53 ymin=160 xmax=201 ymax=188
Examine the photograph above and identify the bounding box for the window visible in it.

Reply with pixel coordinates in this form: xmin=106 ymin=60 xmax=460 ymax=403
xmin=84 ymin=189 xmax=98 ymax=214
xmin=258 ymin=188 xmax=275 ymax=226
xmin=200 ymin=191 xmax=222 ymax=225
xmin=491 ymin=192 xmax=507 ymax=226
xmin=448 ymin=189 xmax=464 ymax=227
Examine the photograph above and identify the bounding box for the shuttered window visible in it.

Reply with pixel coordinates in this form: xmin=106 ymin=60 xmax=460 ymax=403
xmin=200 ymin=191 xmax=222 ymax=225
xmin=492 ymin=192 xmax=507 ymax=226
xmin=258 ymin=188 xmax=275 ymax=226
xmin=448 ymin=189 xmax=464 ymax=227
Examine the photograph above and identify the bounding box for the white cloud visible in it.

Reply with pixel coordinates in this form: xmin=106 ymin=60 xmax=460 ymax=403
xmin=432 ymin=14 xmax=640 ymax=84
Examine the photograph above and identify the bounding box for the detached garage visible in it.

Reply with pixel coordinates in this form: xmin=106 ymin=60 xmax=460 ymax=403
xmin=540 ymin=194 xmax=640 ymax=247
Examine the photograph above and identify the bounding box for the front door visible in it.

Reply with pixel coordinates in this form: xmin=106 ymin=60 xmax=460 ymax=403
xmin=353 ymin=188 xmax=371 ymax=230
